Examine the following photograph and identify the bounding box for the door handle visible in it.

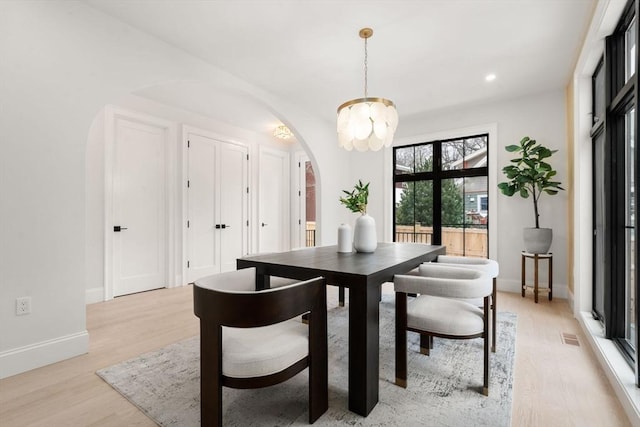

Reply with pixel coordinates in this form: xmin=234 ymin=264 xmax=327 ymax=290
xmin=215 ymin=224 xmax=231 ymax=229
xmin=261 ymin=222 xmax=268 ymax=227
xmin=215 ymin=224 xmax=221 ymax=229
xmin=113 ymin=226 xmax=128 ymax=232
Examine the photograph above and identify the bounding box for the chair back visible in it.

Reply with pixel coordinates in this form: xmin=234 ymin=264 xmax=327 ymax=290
xmin=436 ymin=255 xmax=499 ymax=277
xmin=195 ymin=266 xmax=257 ymax=292
xmin=395 ymin=264 xmax=491 ymax=299
xmin=194 ymin=268 xmax=326 ymax=328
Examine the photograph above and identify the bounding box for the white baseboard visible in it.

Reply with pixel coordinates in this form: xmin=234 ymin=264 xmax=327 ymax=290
xmin=0 ymin=331 xmax=89 ymax=379
xmin=579 ymin=312 xmax=640 ymax=427
xmin=497 ymin=278 xmax=568 ymax=299
xmin=86 ymin=287 xmax=104 ymax=304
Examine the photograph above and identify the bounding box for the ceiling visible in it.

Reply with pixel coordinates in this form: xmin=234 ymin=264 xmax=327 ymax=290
xmin=86 ymin=0 xmax=596 ymax=137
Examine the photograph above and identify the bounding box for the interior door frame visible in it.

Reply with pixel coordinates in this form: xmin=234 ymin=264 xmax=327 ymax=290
xmin=181 ymin=125 xmax=250 ymax=283
xmin=293 ymin=151 xmax=309 ymax=248
xmin=104 ymin=106 xmax=177 ymax=300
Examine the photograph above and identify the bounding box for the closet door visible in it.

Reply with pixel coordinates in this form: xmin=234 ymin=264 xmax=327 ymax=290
xmin=186 ymin=130 xmax=249 ymax=282
xmin=187 ymin=133 xmax=220 ymax=282
xmin=218 ymin=142 xmax=249 ymax=272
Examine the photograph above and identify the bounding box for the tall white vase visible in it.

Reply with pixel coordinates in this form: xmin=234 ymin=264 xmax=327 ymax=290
xmin=353 ymin=214 xmax=377 ymax=253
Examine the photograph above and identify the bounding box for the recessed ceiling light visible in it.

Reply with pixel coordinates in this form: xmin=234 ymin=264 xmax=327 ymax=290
xmin=485 ymin=74 xmax=497 ymax=82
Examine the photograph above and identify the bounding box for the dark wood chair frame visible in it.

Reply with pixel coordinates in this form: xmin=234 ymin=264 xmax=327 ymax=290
xmin=491 ymin=277 xmax=496 ymax=352
xmin=395 ymin=292 xmax=490 ymax=396
xmin=193 ymin=276 xmax=329 ymax=426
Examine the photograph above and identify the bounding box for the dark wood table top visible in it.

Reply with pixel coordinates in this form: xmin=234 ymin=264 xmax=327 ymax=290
xmin=238 ymin=242 xmax=445 ymax=283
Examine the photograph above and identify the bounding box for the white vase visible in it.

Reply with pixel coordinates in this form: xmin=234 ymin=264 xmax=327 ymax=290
xmin=337 ymin=223 xmax=352 ymax=253
xmin=353 ymin=214 xmax=377 ymax=253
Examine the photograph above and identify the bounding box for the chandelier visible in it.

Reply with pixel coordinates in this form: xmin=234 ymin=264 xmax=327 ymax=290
xmin=337 ymin=28 xmax=398 ymax=152
xmin=273 ymin=124 xmax=292 ymax=139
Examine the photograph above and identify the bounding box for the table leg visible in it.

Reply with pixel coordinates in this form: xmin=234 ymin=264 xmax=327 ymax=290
xmin=534 ymin=255 xmax=539 ymax=304
xmin=348 ymin=280 xmax=380 ymax=416
xmin=254 ymin=271 xmax=270 ymax=290
xmin=549 ymin=255 xmax=553 ymax=301
xmin=492 ymin=277 xmax=497 ymax=353
xmin=521 ymin=254 xmax=526 ymax=298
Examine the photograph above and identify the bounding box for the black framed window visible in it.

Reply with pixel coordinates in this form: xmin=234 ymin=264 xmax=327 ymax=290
xmin=591 ymin=0 xmax=640 ymax=382
xmin=393 ymin=134 xmax=489 ymax=257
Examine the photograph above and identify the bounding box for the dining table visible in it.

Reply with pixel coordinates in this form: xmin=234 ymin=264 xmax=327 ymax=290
xmin=237 ymin=242 xmax=446 ymax=416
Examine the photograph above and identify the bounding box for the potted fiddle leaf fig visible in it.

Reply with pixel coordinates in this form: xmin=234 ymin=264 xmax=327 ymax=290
xmin=340 ymin=180 xmax=376 ymax=252
xmin=497 ymin=136 xmax=564 ymax=253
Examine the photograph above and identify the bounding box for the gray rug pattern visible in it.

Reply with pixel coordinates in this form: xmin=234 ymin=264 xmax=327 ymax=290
xmin=97 ymin=296 xmax=516 ymax=426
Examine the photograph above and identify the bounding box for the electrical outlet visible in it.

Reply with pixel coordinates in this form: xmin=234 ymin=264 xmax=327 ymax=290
xmin=16 ymin=297 xmax=31 ymax=316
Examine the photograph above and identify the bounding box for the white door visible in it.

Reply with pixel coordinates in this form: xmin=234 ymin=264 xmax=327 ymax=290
xmin=219 ymin=142 xmax=249 ymax=272
xmin=112 ymin=117 xmax=167 ymax=297
xmin=186 ymin=133 xmax=219 ymax=281
xmin=186 ymin=130 xmax=249 ymax=282
xmin=259 ymin=147 xmax=289 ymax=253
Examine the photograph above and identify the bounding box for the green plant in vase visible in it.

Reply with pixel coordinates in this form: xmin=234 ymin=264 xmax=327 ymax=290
xmin=339 ymin=179 xmax=369 ymax=214
xmin=340 ymin=180 xmax=376 ymax=253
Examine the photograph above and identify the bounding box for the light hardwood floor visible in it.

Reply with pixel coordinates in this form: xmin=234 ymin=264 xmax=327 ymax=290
xmin=0 ymin=284 xmax=630 ymax=426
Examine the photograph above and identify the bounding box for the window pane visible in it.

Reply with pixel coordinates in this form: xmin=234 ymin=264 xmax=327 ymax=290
xmin=394 ymin=181 xmax=433 ymax=244
xmin=442 ymin=140 xmax=464 ymax=170
xmin=464 ymin=176 xmax=489 ymax=258
xmin=626 ymin=17 xmax=637 ymax=82
xmin=441 ymin=177 xmax=464 ymax=254
xmin=464 ymin=176 xmax=489 ymax=220
xmin=441 ymin=176 xmax=489 ymax=257
xmin=625 ymin=107 xmax=636 ymax=349
xmin=395 ymin=146 xmax=415 ymax=175
xmin=395 ymin=145 xmax=433 ymax=175
xmin=593 ymin=130 xmax=606 ymax=320
xmin=415 ymin=145 xmax=433 ymax=172
xmin=441 ymin=178 xmax=464 ymax=227
xmin=464 ymin=136 xmax=488 ymax=169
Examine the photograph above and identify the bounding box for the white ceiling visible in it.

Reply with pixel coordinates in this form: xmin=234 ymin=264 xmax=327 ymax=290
xmin=86 ymin=0 xmax=596 ymax=137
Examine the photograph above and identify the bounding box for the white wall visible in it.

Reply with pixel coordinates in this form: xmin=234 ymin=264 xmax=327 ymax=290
xmin=350 ymin=89 xmax=569 ymax=295
xmin=0 ymin=1 xmax=348 ymax=378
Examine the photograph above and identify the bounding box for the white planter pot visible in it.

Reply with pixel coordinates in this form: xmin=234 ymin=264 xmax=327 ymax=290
xmin=353 ymin=214 xmax=377 ymax=253
xmin=523 ymin=227 xmax=552 ymax=254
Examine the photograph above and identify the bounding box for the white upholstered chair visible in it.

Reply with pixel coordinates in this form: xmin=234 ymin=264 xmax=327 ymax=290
xmin=193 ymin=267 xmax=328 ymax=426
xmin=394 ymin=263 xmax=492 ymax=396
xmin=433 ymin=255 xmax=499 ymax=352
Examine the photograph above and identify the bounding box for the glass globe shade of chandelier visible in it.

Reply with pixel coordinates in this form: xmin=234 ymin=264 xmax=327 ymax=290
xmin=337 ymin=28 xmax=398 ymax=152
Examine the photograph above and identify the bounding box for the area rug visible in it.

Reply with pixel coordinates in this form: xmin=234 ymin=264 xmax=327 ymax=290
xmin=97 ymin=296 xmax=516 ymax=426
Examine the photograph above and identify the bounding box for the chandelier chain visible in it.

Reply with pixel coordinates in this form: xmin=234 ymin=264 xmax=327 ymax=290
xmin=364 ymin=36 xmax=368 ymax=97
